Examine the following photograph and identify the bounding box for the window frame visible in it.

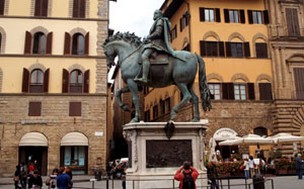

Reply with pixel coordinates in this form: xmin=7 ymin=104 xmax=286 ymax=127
xmin=208 ymin=83 xmax=221 ymax=100
xmin=28 ymin=101 xmax=42 ymax=116
xmin=34 ymin=0 xmax=48 ymax=17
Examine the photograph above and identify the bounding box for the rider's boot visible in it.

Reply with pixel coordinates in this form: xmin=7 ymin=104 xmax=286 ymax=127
xmin=135 ymin=60 xmax=150 ymax=83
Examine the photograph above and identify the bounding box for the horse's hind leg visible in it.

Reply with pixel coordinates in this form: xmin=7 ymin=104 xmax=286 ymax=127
xmin=126 ymin=79 xmax=140 ymax=123
xmin=171 ymin=83 xmax=192 ymax=120
xmin=189 ymin=87 xmax=200 ymax=122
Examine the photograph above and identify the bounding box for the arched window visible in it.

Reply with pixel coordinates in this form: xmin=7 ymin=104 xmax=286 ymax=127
xmin=33 ymin=32 xmax=46 ymax=54
xmin=30 ymin=69 xmax=44 ymax=92
xmin=69 ymin=69 xmax=83 ymax=93
xmin=72 ymin=33 xmax=85 ymax=55
xmin=254 ymin=127 xmax=268 ymax=137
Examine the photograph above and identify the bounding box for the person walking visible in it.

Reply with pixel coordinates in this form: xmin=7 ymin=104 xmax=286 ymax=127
xmin=14 ymin=165 xmax=21 ymax=189
xmin=45 ymin=168 xmax=59 ymax=189
xmin=56 ymin=167 xmax=72 ymax=189
xmin=174 ymin=161 xmax=199 ymax=189
xmin=243 ymin=158 xmax=250 ymax=179
xmin=206 ymin=161 xmax=219 ymax=189
xmin=295 ymin=153 xmax=303 ymax=179
xmin=248 ymin=156 xmax=255 ymax=178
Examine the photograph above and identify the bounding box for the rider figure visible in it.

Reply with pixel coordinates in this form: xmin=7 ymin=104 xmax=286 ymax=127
xmin=134 ymin=9 xmax=175 ymax=83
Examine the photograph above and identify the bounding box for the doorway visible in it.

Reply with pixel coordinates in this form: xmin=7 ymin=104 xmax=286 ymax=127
xmin=19 ymin=146 xmax=48 ymax=176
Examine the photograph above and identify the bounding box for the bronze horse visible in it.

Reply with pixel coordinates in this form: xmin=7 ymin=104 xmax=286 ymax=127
xmin=103 ymin=32 xmax=211 ymax=123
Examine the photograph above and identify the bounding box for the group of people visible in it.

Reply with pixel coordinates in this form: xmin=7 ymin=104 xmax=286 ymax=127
xmin=13 ymin=164 xmax=73 ymax=189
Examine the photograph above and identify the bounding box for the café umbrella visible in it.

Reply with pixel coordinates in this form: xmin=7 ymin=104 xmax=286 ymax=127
xmin=219 ymin=134 xmax=274 ymax=147
xmin=268 ymin=133 xmax=304 ymax=144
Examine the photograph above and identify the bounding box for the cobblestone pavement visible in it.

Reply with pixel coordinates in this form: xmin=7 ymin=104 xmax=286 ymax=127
xmin=0 ymin=175 xmax=303 ymax=189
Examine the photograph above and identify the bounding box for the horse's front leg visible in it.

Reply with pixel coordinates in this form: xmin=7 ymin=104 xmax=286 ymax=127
xmin=115 ymin=87 xmax=131 ymax=112
xmin=126 ymin=79 xmax=140 ymax=123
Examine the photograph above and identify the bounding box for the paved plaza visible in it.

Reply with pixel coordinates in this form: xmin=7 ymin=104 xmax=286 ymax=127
xmin=0 ymin=175 xmax=303 ymax=189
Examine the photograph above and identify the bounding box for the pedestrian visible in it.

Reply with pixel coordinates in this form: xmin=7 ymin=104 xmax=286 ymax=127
xmin=64 ymin=166 xmax=73 ymax=188
xmin=174 ymin=161 xmax=199 ymax=189
xmin=28 ymin=170 xmax=43 ymax=189
xmin=206 ymin=161 xmax=219 ymax=189
xmin=14 ymin=165 xmax=21 ymax=189
xmin=295 ymin=153 xmax=303 ymax=179
xmin=20 ymin=162 xmax=28 ymax=189
xmin=56 ymin=167 xmax=72 ymax=189
xmin=248 ymin=155 xmax=255 ymax=178
xmin=243 ymin=158 xmax=250 ymax=179
xmin=45 ymin=168 xmax=59 ymax=189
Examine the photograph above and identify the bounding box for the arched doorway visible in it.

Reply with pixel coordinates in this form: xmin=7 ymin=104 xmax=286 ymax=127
xmin=19 ymin=132 xmax=48 ymax=176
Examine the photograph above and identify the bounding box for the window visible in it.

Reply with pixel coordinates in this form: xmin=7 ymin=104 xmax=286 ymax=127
xmin=72 ymin=33 xmax=85 ymax=55
xmin=33 ymin=32 xmax=46 ymax=54
xmin=144 ymin=110 xmax=150 ymax=122
xmin=62 ymin=69 xmax=90 ymax=93
xmin=180 ymin=12 xmax=190 ymax=31
xmin=208 ymin=83 xmax=221 ymax=100
xmin=254 ymin=127 xmax=268 ymax=137
xmin=0 ymin=33 xmax=2 ymax=52
xmin=226 ymin=42 xmax=250 ymax=58
xmin=28 ymin=101 xmax=42 ymax=116
xmin=34 ymin=0 xmax=48 ymax=17
xmin=259 ymin=83 xmax=272 ymax=100
xmin=224 ymin=9 xmax=245 ymax=24
xmin=171 ymin=25 xmax=177 ymax=41
xmin=255 ymin=43 xmax=268 ymax=58
xmin=69 ymin=102 xmax=82 ymax=116
xmin=293 ymin=68 xmax=304 ymax=99
xmin=0 ymin=0 xmax=5 ymax=15
xmin=200 ymin=41 xmax=225 ymax=57
xmin=153 ymin=105 xmax=158 ymax=120
xmin=248 ymin=10 xmax=269 ymax=24
xmin=234 ymin=83 xmax=247 ymax=100
xmin=70 ymin=69 xmax=83 ymax=93
xmin=64 ymin=32 xmax=89 ymax=55
xmin=61 ymin=146 xmax=87 ymax=174
xmin=286 ymin=8 xmax=300 ymax=36
xmin=73 ymin=0 xmax=86 ymax=18
xmin=30 ymin=69 xmax=44 ymax=92
xmin=24 ymin=31 xmax=52 ymax=54
xmin=199 ymin=8 xmax=221 ymax=22
xmin=22 ymin=68 xmax=49 ymax=93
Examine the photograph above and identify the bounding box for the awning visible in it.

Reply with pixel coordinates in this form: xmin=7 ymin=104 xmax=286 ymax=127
xmin=61 ymin=132 xmax=88 ymax=146
xmin=19 ymin=132 xmax=48 ymax=146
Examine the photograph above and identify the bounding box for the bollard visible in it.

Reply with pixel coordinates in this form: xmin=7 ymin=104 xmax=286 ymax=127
xmin=90 ymin=178 xmax=97 ymax=189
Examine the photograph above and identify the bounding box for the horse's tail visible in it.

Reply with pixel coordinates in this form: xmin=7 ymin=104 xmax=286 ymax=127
xmin=195 ymin=53 xmax=212 ymax=111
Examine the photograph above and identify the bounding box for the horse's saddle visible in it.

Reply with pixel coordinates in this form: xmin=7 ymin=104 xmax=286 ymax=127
xmin=139 ymin=52 xmax=169 ymax=65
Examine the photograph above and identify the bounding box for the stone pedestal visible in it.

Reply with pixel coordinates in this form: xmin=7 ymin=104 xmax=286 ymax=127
xmin=123 ymin=121 xmax=208 ymax=189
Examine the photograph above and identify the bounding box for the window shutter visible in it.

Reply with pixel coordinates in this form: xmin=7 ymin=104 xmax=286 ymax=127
xmin=248 ymin=10 xmax=253 ymax=24
xmin=199 ymin=8 xmax=205 ymax=21
xmin=224 ymin=9 xmax=229 ymax=23
xmin=73 ymin=0 xmax=79 ymax=17
xmin=84 ymin=69 xmax=90 ymax=93
xmin=64 ymin=32 xmax=71 ymax=55
xmin=222 ymin=83 xmax=234 ymax=100
xmin=263 ymin=10 xmax=269 ymax=24
xmin=200 ymin=41 xmax=206 ymax=56
xmin=294 ymin=68 xmax=304 ymax=99
xmin=69 ymin=102 xmax=82 ymax=116
xmin=46 ymin=32 xmax=52 ymax=54
xmin=240 ymin=10 xmax=245 ymax=24
xmin=43 ymin=68 xmax=49 ymax=93
xmin=28 ymin=102 xmax=42 ymax=116
xmin=35 ymin=0 xmax=42 ymax=16
xmin=215 ymin=8 xmax=221 ymax=22
xmin=24 ymin=31 xmax=32 ymax=54
xmin=85 ymin=32 xmax=89 ymax=55
xmin=79 ymin=0 xmax=86 ymax=18
xmin=22 ymin=68 xmax=30 ymax=92
xmin=247 ymin=83 xmax=255 ymax=100
xmin=225 ymin=42 xmax=231 ymax=57
xmin=0 ymin=0 xmax=5 ymax=15
xmin=42 ymin=0 xmax=48 ymax=16
xmin=219 ymin=42 xmax=225 ymax=57
xmin=244 ymin=42 xmax=250 ymax=57
xmin=62 ymin=69 xmax=69 ymax=93
xmin=259 ymin=83 xmax=272 ymax=100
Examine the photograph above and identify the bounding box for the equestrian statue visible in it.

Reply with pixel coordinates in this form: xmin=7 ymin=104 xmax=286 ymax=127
xmin=103 ymin=9 xmax=212 ymax=123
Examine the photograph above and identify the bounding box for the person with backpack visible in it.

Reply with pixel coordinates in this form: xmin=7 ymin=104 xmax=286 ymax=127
xmin=174 ymin=161 xmax=199 ymax=189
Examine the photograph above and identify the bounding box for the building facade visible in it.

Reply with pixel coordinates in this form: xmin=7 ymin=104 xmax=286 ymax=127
xmin=0 ymin=0 xmax=110 ymax=176
xmin=136 ymin=0 xmax=304 ymax=160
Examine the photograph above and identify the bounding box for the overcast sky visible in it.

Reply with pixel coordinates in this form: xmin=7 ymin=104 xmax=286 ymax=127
xmin=109 ymin=0 xmax=165 ymax=38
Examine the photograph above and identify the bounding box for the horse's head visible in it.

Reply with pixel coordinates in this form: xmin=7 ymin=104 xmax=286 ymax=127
xmin=103 ymin=32 xmax=142 ymax=68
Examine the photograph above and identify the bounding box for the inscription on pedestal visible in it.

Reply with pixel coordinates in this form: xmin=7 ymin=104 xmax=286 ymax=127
xmin=146 ymin=140 xmax=192 ymax=168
